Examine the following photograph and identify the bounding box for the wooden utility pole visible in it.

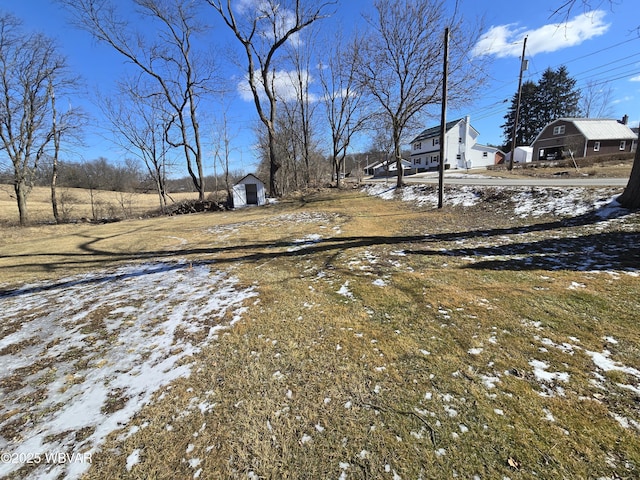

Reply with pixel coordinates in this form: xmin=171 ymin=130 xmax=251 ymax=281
xmin=438 ymin=27 xmax=449 ymax=209
xmin=508 ymin=36 xmax=528 ymax=171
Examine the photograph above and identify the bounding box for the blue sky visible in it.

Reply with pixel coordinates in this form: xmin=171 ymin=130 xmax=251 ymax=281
xmin=3 ymin=0 xmax=640 ymax=177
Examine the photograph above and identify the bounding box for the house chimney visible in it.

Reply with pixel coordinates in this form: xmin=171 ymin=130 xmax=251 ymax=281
xmin=620 ymin=114 xmax=629 ymax=125
xmin=464 ymin=115 xmax=470 ymax=143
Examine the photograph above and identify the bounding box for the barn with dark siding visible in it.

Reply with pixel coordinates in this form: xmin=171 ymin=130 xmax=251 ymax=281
xmin=531 ymin=118 xmax=637 ymax=161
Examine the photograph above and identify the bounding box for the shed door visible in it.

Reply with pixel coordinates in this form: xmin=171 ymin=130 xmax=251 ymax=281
xmin=245 ymin=183 xmax=258 ymax=204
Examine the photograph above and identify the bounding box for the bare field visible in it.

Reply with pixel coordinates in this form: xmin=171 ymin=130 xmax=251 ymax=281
xmin=1 ymin=184 xmax=640 ymax=479
xmin=0 ymin=184 xmax=201 ymax=226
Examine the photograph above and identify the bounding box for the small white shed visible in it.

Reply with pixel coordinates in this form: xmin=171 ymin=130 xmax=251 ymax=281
xmin=506 ymin=146 xmax=533 ymax=164
xmin=232 ymin=174 xmax=266 ymax=208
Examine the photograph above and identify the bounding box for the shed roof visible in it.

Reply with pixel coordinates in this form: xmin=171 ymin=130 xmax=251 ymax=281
xmin=234 ymin=173 xmax=265 ymax=186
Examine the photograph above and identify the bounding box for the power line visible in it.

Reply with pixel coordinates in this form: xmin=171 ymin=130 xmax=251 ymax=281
xmin=526 ymin=36 xmax=640 ymax=78
xmin=466 ymin=40 xmax=640 ymax=122
xmin=571 ymin=51 xmax=640 ymax=80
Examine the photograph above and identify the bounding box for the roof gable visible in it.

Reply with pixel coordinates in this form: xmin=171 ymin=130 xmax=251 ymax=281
xmin=410 ymin=118 xmax=479 ymax=144
xmin=234 ymin=173 xmax=265 ymax=186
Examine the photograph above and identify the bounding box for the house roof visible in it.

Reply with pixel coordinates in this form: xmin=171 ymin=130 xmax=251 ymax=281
xmin=472 ymin=143 xmax=506 ymax=154
xmin=543 ymin=118 xmax=638 ymax=142
xmin=410 ymin=117 xmax=479 ymax=144
xmin=364 ymin=161 xmax=383 ymax=170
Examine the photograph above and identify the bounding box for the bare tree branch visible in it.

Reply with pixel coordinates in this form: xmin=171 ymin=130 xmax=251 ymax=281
xmin=59 ymin=0 xmax=216 ymax=200
xmin=0 ymin=14 xmax=83 ymax=225
xmin=357 ymin=0 xmax=489 ymax=188
xmin=208 ymin=0 xmax=336 ymax=196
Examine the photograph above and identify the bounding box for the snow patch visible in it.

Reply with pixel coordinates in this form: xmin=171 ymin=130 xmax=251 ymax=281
xmin=0 ymin=262 xmax=257 ymax=480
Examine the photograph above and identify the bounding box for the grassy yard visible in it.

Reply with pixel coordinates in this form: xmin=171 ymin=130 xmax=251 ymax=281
xmin=1 ymin=184 xmax=639 ymax=479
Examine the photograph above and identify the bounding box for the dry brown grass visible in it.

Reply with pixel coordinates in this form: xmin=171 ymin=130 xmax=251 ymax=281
xmin=0 ymin=184 xmax=201 ymax=225
xmin=2 ymin=185 xmax=640 ymax=479
xmin=486 ymin=157 xmax=634 ymax=179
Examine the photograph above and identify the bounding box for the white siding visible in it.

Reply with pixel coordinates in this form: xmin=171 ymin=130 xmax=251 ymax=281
xmin=232 ymin=174 xmax=266 ymax=208
xmin=409 ymin=117 xmax=499 ymax=170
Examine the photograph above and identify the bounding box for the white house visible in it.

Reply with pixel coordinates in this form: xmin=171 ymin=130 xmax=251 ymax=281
xmin=232 ymin=174 xmax=266 ymax=208
xmin=409 ymin=116 xmax=503 ymax=171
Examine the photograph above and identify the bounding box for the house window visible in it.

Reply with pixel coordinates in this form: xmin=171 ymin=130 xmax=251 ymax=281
xmin=594 ymin=141 xmax=600 ymax=152
xmin=433 ymin=138 xmax=439 ymax=146
xmin=413 ymin=142 xmax=421 ymax=150
xmin=620 ymin=140 xmax=626 ymax=151
xmin=553 ymin=125 xmax=565 ymax=135
xmin=482 ymin=152 xmax=488 ymax=158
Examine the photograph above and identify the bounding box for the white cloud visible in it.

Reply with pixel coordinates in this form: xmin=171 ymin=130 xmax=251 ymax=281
xmin=237 ymin=69 xmax=319 ymax=103
xmin=234 ymin=0 xmax=264 ymax=15
xmin=233 ymin=0 xmax=303 ymax=47
xmin=630 ymin=76 xmax=640 ymax=82
xmin=612 ymin=95 xmax=634 ymax=104
xmin=472 ymin=10 xmax=610 ymax=58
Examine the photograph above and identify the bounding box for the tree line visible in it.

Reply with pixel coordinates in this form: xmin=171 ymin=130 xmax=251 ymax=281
xmin=0 ymin=157 xmax=245 ymax=196
xmin=1 ymin=0 xmax=639 ymax=226
xmin=502 ymin=66 xmax=581 ymax=150
xmin=0 ymin=0 xmax=492 ymax=225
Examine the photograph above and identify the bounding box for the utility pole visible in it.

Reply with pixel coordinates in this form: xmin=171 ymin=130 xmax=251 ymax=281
xmin=508 ymin=36 xmax=528 ymax=171
xmin=438 ymin=27 xmax=449 ymax=209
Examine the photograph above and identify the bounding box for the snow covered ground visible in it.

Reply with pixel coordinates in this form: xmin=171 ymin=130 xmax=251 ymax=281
xmin=363 ymin=183 xmax=624 ymax=218
xmin=0 ymin=261 xmax=256 ymax=479
xmin=364 ymin=183 xmax=639 ymax=273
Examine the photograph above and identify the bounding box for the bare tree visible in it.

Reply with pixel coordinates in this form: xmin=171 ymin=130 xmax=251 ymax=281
xmin=212 ymin=105 xmax=235 ymax=206
xmin=61 ymin=0 xmax=215 ymax=201
xmin=357 ymin=0 xmax=488 ymax=189
xmin=284 ymin=28 xmax=321 ymax=188
xmin=579 ymin=80 xmax=615 ymax=118
xmin=100 ymin=80 xmax=173 ymax=212
xmin=208 ymin=0 xmax=335 ymax=197
xmin=49 ymin=81 xmax=63 ymax=223
xmin=275 ymin=99 xmax=303 ymax=190
xmin=49 ymin=80 xmax=86 ymax=224
xmin=318 ymin=32 xmax=370 ymax=188
xmin=0 ymin=15 xmax=81 ymax=225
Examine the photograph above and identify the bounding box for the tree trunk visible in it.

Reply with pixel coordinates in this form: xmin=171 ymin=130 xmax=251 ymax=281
xmin=156 ymin=176 xmax=165 ymax=214
xmin=51 ymin=161 xmax=60 ymax=223
xmin=89 ymin=188 xmax=96 ymax=221
xmin=189 ymin=91 xmax=205 ymax=201
xmin=394 ymin=129 xmax=404 ymax=189
xmin=15 ymin=180 xmax=29 ymax=226
xmin=334 ymin=156 xmax=341 ymax=189
xmin=618 ymin=146 xmax=640 ymax=208
xmin=268 ymin=128 xmax=281 ymax=197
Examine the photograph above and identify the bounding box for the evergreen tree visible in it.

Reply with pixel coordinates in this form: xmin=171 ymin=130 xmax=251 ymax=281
xmin=501 ymin=80 xmax=537 ymax=149
xmin=534 ymin=65 xmax=581 ymax=129
xmin=502 ymin=66 xmax=581 ymax=151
